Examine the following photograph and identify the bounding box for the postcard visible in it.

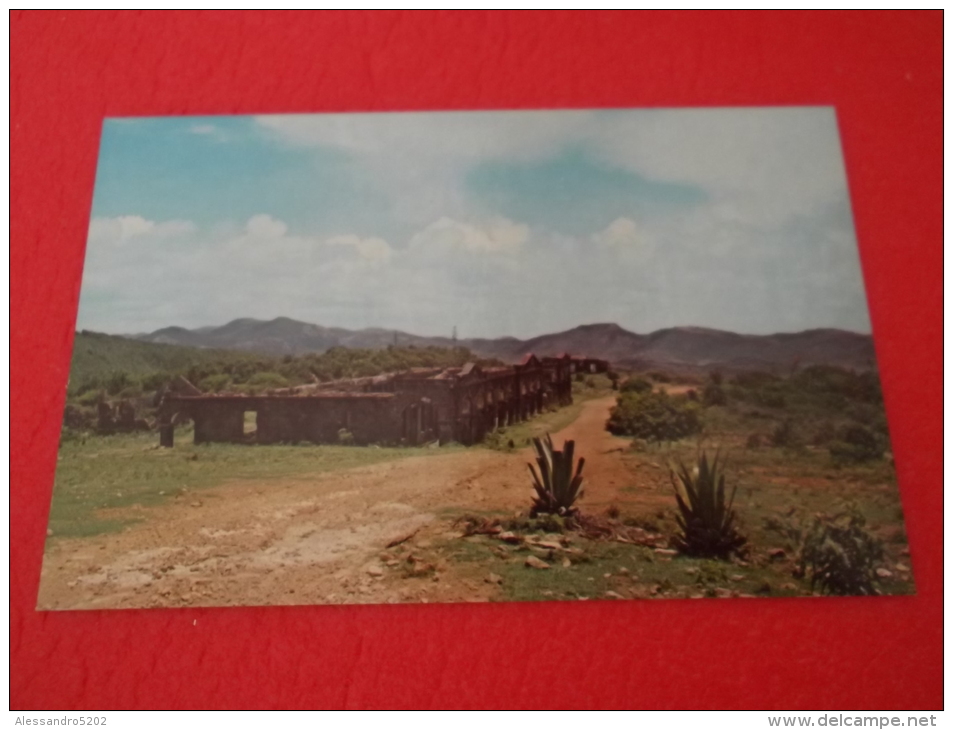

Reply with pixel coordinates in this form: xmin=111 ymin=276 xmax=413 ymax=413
xmin=38 ymin=107 xmax=912 ymax=609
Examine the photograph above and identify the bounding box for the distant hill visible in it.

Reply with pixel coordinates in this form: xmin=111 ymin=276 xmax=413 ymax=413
xmin=68 ymin=330 xmax=256 ymax=393
xmin=130 ymin=317 xmax=878 ymax=373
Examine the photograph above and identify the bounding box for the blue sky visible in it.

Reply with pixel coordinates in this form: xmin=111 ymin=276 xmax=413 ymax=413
xmin=78 ymin=107 xmax=871 ymax=338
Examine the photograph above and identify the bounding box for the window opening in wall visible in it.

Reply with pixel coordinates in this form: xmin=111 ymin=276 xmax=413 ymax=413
xmin=243 ymin=411 xmax=258 ymax=439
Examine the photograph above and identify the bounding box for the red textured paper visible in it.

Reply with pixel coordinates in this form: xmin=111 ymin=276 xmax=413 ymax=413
xmin=11 ymin=10 xmax=942 ymax=710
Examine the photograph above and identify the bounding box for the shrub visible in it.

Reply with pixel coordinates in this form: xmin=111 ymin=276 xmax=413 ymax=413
xmin=769 ymin=418 xmax=801 ymax=448
xmin=702 ymin=382 xmax=728 ymax=407
xmin=797 ymin=509 xmax=884 ymax=595
xmin=247 ymin=372 xmax=290 ymax=389
xmin=527 ymin=434 xmax=585 ymax=518
xmin=76 ymin=389 xmax=105 ymax=407
xmin=812 ymin=420 xmax=837 ymax=447
xmin=828 ymin=423 xmax=883 ymax=464
xmin=669 ymin=452 xmax=746 ymax=559
xmin=620 ymin=377 xmax=653 ymax=394
xmin=198 ymin=373 xmax=231 ymax=393
xmin=105 ymin=371 xmax=136 ymax=396
xmin=648 ymin=371 xmax=672 ymax=383
xmin=606 ymin=390 xmax=702 ymax=444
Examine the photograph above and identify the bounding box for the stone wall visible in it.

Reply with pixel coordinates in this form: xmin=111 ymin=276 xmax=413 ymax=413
xmin=162 ymin=353 xmax=579 ymax=448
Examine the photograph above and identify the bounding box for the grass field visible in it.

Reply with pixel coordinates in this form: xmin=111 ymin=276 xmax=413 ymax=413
xmin=48 ymin=430 xmax=460 ymax=539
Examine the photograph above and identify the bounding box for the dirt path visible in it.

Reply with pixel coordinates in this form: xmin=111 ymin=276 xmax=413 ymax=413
xmin=38 ymin=396 xmax=664 ymax=610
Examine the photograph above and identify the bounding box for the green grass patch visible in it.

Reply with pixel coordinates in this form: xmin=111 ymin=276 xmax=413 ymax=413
xmin=441 ymin=530 xmax=812 ymax=602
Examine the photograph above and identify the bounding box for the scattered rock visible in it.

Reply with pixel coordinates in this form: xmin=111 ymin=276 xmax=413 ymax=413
xmin=525 ymin=556 xmax=549 ymax=570
xmin=366 ymin=565 xmax=384 ymax=577
xmin=618 ymin=567 xmax=629 ymax=575
xmin=385 ymin=560 xmax=400 ymax=567
xmin=729 ymin=574 xmax=745 ymax=582
xmin=684 ymin=567 xmax=700 ymax=575
xmin=653 ymin=548 xmax=678 ymax=556
xmin=603 ymin=573 xmax=612 ymax=578
xmin=536 ymin=540 xmax=562 ymax=550
xmin=46 ymin=529 xmax=53 ymax=537
xmin=604 ymin=591 xmax=624 ymax=599
xmin=498 ymin=531 xmax=521 ymax=544
xmin=779 ymin=583 xmax=798 ymax=591
xmin=410 ymin=562 xmax=434 ymax=577
xmin=562 ymin=557 xmax=571 ymax=568
xmin=714 ymin=587 xmax=735 ymax=598
xmin=876 ymin=568 xmax=893 ymax=578
xmin=485 ymin=573 xmax=503 ymax=585
xmin=190 ymin=501 xmax=202 ymax=508
xmin=767 ymin=548 xmax=786 ymax=561
xmin=895 ymin=563 xmax=910 ymax=572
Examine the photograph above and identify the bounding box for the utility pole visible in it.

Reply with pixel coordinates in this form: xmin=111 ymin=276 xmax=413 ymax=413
xmin=452 ymin=325 xmax=457 ymax=343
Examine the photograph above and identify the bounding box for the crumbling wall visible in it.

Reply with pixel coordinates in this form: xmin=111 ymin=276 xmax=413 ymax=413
xmin=192 ymin=402 xmax=245 ymax=444
xmin=160 ymin=352 xmax=595 ymax=448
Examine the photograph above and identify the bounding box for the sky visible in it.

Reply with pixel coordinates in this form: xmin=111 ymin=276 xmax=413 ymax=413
xmin=77 ymin=107 xmax=872 ymax=339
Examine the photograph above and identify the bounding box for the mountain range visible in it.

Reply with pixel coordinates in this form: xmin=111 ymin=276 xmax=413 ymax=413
xmin=129 ymin=317 xmax=878 ymax=373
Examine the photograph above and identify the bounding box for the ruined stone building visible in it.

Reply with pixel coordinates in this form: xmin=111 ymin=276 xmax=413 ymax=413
xmin=158 ymin=353 xmax=609 ymax=448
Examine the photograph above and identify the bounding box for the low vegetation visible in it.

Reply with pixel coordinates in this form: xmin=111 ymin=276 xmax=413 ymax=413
xmin=527 ymin=435 xmax=585 ymax=518
xmin=670 ymin=452 xmax=746 ymax=559
xmin=796 ymin=508 xmax=885 ymax=596
xmin=606 ymin=388 xmax=702 ymax=444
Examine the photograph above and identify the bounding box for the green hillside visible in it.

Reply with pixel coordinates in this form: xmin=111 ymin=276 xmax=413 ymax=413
xmin=66 ymin=330 xmax=499 ymax=400
xmin=67 ymin=331 xmax=256 ymax=396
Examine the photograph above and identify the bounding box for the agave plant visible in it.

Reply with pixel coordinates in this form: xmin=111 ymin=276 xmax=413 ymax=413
xmin=670 ymin=451 xmax=746 ymax=558
xmin=527 ymin=434 xmax=585 ymax=517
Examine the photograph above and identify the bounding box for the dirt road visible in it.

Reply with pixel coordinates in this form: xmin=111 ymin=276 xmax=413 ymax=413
xmin=38 ymin=396 xmax=667 ymax=610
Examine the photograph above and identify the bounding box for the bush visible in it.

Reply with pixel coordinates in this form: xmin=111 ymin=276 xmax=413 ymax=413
xmin=670 ymin=452 xmax=746 ymax=559
xmin=198 ymin=373 xmax=232 ymax=393
xmin=702 ymin=382 xmax=728 ymax=407
xmin=620 ymin=377 xmax=653 ymax=394
xmin=797 ymin=509 xmax=884 ymax=595
xmin=648 ymin=371 xmax=672 ymax=383
xmin=247 ymin=372 xmax=290 ymax=389
xmin=76 ymin=389 xmax=104 ymax=407
xmin=606 ymin=390 xmax=702 ymax=444
xmin=527 ymin=434 xmax=585 ymax=517
xmin=812 ymin=420 xmax=837 ymax=447
xmin=769 ymin=418 xmax=802 ymax=448
xmin=828 ymin=423 xmax=883 ymax=464
xmin=105 ymin=371 xmax=136 ymax=396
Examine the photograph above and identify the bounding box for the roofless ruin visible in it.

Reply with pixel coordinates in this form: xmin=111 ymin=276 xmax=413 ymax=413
xmin=157 ymin=354 xmax=608 ymax=448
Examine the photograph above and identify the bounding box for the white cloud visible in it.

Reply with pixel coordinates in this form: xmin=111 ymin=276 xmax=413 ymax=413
xmin=326 ymin=234 xmax=393 ymax=262
xmin=410 ymin=217 xmax=529 ymax=255
xmin=88 ymin=215 xmax=195 ymax=244
xmin=245 ymin=213 xmax=288 ymax=239
xmin=589 ymin=107 xmax=848 ymax=224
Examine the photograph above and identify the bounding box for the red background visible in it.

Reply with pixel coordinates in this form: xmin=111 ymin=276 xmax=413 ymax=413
xmin=10 ymin=11 xmax=943 ymax=710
